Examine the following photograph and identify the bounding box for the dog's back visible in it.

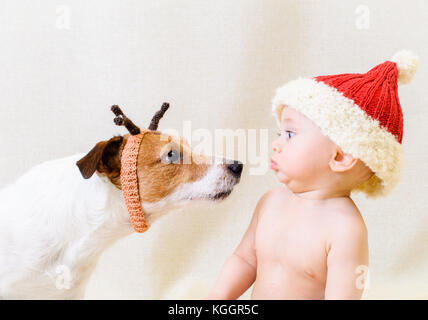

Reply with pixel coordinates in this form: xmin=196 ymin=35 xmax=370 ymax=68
xmin=0 ymin=153 xmax=111 ymax=299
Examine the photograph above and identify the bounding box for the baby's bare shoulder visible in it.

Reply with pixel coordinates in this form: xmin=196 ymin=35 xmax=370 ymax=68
xmin=323 ymin=198 xmax=368 ymax=243
xmin=258 ymin=187 xmax=291 ymax=208
xmin=322 ymin=198 xmax=364 ymax=222
xmin=251 ymin=187 xmax=292 ymax=222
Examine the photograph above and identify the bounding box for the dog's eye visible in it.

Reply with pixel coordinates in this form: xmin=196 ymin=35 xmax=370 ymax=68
xmin=161 ymin=149 xmax=181 ymax=164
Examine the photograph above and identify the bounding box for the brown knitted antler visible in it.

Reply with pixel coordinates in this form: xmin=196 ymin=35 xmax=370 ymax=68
xmin=148 ymin=102 xmax=170 ymax=131
xmin=111 ymin=105 xmax=141 ymax=135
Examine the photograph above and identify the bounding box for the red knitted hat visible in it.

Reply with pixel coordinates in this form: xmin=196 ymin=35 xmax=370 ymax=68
xmin=272 ymin=50 xmax=419 ymax=198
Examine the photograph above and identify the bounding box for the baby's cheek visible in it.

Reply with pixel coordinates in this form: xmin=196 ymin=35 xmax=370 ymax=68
xmin=288 ymin=143 xmax=323 ymax=177
xmin=279 ymin=146 xmax=307 ymax=177
xmin=292 ymin=156 xmax=314 ymax=178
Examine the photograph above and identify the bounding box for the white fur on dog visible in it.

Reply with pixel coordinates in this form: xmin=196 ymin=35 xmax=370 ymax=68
xmin=0 ymin=154 xmax=132 ymax=299
xmin=143 ymin=160 xmax=236 ymax=223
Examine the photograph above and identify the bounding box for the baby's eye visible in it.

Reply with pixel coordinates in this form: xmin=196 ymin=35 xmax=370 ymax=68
xmin=286 ymin=131 xmax=295 ymax=139
xmin=277 ymin=130 xmax=295 ymax=139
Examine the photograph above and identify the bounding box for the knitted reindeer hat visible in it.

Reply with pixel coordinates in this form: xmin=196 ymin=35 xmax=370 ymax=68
xmin=272 ymin=50 xmax=419 ymax=198
xmin=111 ymin=103 xmax=170 ymax=233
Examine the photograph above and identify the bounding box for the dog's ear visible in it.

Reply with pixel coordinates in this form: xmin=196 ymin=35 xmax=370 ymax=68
xmin=76 ymin=135 xmax=124 ymax=180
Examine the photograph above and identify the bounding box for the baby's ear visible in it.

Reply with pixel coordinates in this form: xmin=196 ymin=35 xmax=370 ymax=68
xmin=329 ymin=148 xmax=358 ymax=172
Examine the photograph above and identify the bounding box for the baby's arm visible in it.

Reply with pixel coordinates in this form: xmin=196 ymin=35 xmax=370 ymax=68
xmin=205 ymin=191 xmax=269 ymax=299
xmin=324 ymin=213 xmax=369 ymax=300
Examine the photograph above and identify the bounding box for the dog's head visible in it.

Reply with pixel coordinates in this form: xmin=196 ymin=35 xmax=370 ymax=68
xmin=76 ymin=104 xmax=243 ymax=220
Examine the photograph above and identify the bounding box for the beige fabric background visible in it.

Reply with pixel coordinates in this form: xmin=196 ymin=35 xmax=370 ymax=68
xmin=0 ymin=0 xmax=427 ymax=299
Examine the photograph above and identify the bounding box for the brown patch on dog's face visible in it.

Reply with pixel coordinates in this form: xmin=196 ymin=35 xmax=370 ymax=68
xmin=134 ymin=132 xmax=210 ymax=203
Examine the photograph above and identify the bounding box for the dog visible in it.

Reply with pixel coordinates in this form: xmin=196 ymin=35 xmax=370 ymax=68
xmin=0 ymin=104 xmax=243 ymax=299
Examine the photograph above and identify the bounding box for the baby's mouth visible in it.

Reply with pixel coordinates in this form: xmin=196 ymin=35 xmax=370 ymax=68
xmin=270 ymin=158 xmax=278 ymax=170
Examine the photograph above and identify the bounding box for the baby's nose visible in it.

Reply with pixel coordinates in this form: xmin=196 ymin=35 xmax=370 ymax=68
xmin=271 ymin=141 xmax=281 ymax=153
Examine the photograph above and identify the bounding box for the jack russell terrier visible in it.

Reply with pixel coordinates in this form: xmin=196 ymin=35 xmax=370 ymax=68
xmin=0 ymin=103 xmax=243 ymax=299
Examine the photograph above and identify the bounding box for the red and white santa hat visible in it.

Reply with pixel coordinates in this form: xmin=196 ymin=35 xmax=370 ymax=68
xmin=272 ymin=50 xmax=419 ymax=198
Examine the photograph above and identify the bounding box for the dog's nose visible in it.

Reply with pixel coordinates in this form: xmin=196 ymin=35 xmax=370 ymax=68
xmin=227 ymin=161 xmax=243 ymax=177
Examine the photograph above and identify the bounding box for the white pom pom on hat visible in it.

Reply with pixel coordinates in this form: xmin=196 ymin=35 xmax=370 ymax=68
xmin=390 ymin=50 xmax=420 ymax=85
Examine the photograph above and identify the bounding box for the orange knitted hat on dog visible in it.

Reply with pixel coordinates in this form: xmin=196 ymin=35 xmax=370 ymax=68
xmin=111 ymin=103 xmax=170 ymax=233
xmin=120 ymin=130 xmax=150 ymax=233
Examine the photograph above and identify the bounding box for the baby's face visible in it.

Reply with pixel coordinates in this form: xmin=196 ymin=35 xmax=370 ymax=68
xmin=270 ymin=106 xmax=337 ymax=192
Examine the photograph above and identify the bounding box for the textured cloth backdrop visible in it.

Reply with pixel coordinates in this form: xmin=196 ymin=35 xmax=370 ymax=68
xmin=0 ymin=0 xmax=427 ymax=299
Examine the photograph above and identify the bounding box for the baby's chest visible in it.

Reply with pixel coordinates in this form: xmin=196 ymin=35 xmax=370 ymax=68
xmin=255 ymin=208 xmax=327 ymax=277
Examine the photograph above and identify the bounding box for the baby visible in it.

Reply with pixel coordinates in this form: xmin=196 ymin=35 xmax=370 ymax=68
xmin=206 ymin=50 xmax=419 ymax=299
